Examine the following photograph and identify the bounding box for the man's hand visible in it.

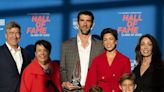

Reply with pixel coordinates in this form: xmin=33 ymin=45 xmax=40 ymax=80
xmin=62 ymin=82 xmax=82 ymax=90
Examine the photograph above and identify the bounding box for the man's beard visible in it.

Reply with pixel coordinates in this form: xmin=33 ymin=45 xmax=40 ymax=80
xmin=81 ymin=29 xmax=90 ymax=35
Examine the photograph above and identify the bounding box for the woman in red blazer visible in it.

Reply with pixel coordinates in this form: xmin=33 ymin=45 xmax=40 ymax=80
xmin=85 ymin=28 xmax=131 ymax=92
xmin=20 ymin=40 xmax=62 ymax=92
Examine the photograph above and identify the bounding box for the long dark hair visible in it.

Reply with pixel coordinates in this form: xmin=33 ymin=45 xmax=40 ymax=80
xmin=135 ymin=34 xmax=163 ymax=68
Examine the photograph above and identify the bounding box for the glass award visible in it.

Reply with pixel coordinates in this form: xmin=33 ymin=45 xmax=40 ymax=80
xmin=72 ymin=60 xmax=81 ymax=87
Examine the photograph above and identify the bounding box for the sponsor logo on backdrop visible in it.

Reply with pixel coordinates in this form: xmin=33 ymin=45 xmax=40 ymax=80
xmin=130 ymin=59 xmax=137 ymax=70
xmin=73 ymin=18 xmax=78 ymax=30
xmin=117 ymin=12 xmax=142 ymax=37
xmin=26 ymin=13 xmax=50 ymax=37
xmin=0 ymin=19 xmax=5 ymax=31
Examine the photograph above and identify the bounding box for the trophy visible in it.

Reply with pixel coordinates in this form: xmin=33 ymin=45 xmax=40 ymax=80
xmin=72 ymin=60 xmax=81 ymax=87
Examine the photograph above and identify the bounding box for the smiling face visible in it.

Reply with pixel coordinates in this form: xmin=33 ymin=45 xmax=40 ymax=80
xmin=35 ymin=44 xmax=50 ymax=65
xmin=103 ymin=33 xmax=117 ymax=52
xmin=140 ymin=37 xmax=153 ymax=57
xmin=77 ymin=14 xmax=93 ymax=35
xmin=119 ymin=80 xmax=136 ymax=92
xmin=5 ymin=27 xmax=21 ymax=49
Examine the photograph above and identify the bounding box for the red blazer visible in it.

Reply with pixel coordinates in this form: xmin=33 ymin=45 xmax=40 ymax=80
xmin=84 ymin=51 xmax=131 ymax=92
xmin=20 ymin=58 xmax=62 ymax=92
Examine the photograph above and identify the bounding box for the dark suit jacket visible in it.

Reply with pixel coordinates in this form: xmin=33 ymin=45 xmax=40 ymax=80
xmin=60 ymin=36 xmax=104 ymax=83
xmin=0 ymin=44 xmax=31 ymax=92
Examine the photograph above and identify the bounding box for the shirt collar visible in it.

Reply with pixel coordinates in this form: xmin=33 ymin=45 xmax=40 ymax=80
xmin=6 ymin=42 xmax=21 ymax=52
xmin=77 ymin=35 xmax=91 ymax=44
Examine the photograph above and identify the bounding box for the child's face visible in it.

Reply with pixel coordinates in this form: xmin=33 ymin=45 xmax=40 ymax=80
xmin=119 ymin=80 xmax=136 ymax=92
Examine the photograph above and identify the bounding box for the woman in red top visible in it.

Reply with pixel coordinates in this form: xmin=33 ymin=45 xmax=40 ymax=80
xmin=85 ymin=28 xmax=131 ymax=92
xmin=20 ymin=40 xmax=62 ymax=92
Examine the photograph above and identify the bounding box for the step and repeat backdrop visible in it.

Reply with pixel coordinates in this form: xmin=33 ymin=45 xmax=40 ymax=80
xmin=0 ymin=1 xmax=163 ymax=70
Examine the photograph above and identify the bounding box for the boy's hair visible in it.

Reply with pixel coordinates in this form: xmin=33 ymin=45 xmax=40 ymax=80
xmin=119 ymin=73 xmax=136 ymax=85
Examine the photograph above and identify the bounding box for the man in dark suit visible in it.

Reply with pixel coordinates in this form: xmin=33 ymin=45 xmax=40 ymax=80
xmin=60 ymin=10 xmax=104 ymax=92
xmin=0 ymin=21 xmax=31 ymax=92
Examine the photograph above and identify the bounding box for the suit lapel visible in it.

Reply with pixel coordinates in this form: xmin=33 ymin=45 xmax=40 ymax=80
xmin=89 ymin=38 xmax=98 ymax=66
xmin=3 ymin=44 xmax=19 ymax=75
xmin=21 ymin=48 xmax=26 ymax=75
xmin=72 ymin=38 xmax=80 ymax=69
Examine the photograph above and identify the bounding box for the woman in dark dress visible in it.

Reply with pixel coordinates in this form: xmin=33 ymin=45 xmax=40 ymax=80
xmin=133 ymin=34 xmax=164 ymax=92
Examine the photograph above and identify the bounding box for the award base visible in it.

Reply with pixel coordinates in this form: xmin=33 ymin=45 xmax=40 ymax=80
xmin=72 ymin=80 xmax=81 ymax=87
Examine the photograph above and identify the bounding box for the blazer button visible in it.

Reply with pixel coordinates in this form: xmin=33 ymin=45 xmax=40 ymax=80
xmin=102 ymin=76 xmax=105 ymax=79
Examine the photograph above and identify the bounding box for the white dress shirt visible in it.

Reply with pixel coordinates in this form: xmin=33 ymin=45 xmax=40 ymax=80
xmin=6 ymin=42 xmax=23 ymax=74
xmin=77 ymin=35 xmax=91 ymax=86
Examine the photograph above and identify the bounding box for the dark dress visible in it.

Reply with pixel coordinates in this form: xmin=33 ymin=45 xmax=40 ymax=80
xmin=133 ymin=64 xmax=164 ymax=92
